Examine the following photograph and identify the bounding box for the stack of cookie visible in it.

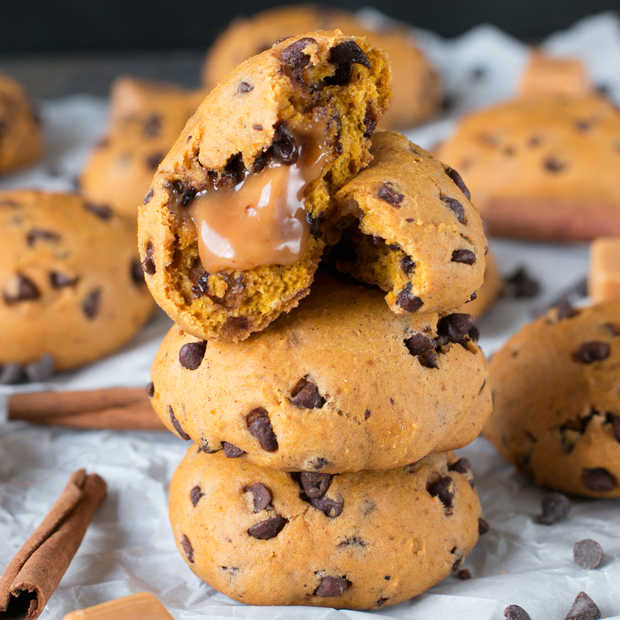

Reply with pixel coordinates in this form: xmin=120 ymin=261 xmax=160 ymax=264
xmin=138 ymin=31 xmax=493 ymax=610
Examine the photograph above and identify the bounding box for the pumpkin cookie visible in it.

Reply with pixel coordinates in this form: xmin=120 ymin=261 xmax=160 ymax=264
xmin=460 ymin=249 xmax=502 ymax=318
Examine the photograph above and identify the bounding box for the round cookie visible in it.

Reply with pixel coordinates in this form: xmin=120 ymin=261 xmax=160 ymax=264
xmin=169 ymin=447 xmax=482 ymax=610
xmin=202 ymin=4 xmax=441 ymax=130
xmin=331 ymin=132 xmax=486 ymax=315
xmin=485 ymin=299 xmax=620 ymax=497
xmin=139 ymin=30 xmax=391 ymax=341
xmin=437 ymin=94 xmax=620 ymax=241
xmin=0 ymin=190 xmax=153 ymax=378
xmin=80 ymin=77 xmax=204 ymax=218
xmin=459 ymin=249 xmax=502 ymax=318
xmin=150 ymin=275 xmax=491 ymax=472
xmin=0 ymin=73 xmax=43 ymax=174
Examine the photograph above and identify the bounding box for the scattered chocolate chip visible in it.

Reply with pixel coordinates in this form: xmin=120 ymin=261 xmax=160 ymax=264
xmin=396 ymin=283 xmax=423 ymax=312
xmin=290 ymin=376 xmax=325 ymax=408
xmin=606 ymin=412 xmax=620 ymax=442
xmin=448 ymin=458 xmax=472 ymax=475
xmin=237 ymin=81 xmax=254 ymax=94
xmin=573 ymin=539 xmax=603 ymax=569
xmin=376 ymin=596 xmax=388 ymax=607
xmin=404 ymin=333 xmax=434 ymax=356
xmin=440 ymin=193 xmax=467 ymax=224
xmin=377 ymin=181 xmax=404 ymax=206
xmin=337 ymin=536 xmax=366 ymax=547
xmin=582 ymin=467 xmax=617 ymax=492
xmin=222 ymin=316 xmax=249 ymax=333
xmin=573 ymin=341 xmax=610 ymax=364
xmin=252 ymin=123 xmax=263 ymax=131
xmin=145 ymin=151 xmax=164 ymax=170
xmin=444 ymin=166 xmax=471 ymax=200
xmin=179 ymin=341 xmax=207 ymax=370
xmin=244 ymin=482 xmax=272 ymax=512
xmin=0 ymin=363 xmax=24 ymax=385
xmin=426 ymin=476 xmax=454 ymax=512
xmin=312 ymin=495 xmax=344 ymax=518
xmin=543 ymin=156 xmax=567 ymax=173
xmin=246 ymin=408 xmax=278 ymax=451
xmin=24 ymin=354 xmax=54 ymax=382
xmin=452 ymin=249 xmax=476 ymax=264
xmin=142 ymin=241 xmax=156 ymax=275
xmin=400 ymin=255 xmax=415 ymax=275
xmin=167 ymin=179 xmax=197 ymax=206
xmin=505 ymin=266 xmax=540 ymax=298
xmin=535 ymin=492 xmax=570 ymax=525
xmin=128 ymin=259 xmax=145 ymax=286
xmin=26 ymin=228 xmax=60 ymax=246
xmin=280 ymin=37 xmax=315 ymax=82
xmin=84 ymin=201 xmax=113 ymax=220
xmin=143 ymin=114 xmax=161 ymax=138
xmin=314 ymin=575 xmax=351 ymax=597
xmin=190 ymin=485 xmax=204 ymax=507
xmin=180 ymin=535 xmax=194 ymax=563
xmin=455 ymin=568 xmax=472 ymax=580
xmin=504 ymin=604 xmax=532 ymax=620
xmin=438 ymin=313 xmax=478 ymax=346
xmin=3 ymin=274 xmax=40 ymax=304
xmin=555 ymin=301 xmax=579 ymax=320
xmin=309 ymin=456 xmax=329 ymax=469
xmin=247 ymin=515 xmax=287 ymax=539
xmin=146 ymin=381 xmax=154 ymax=397
xmin=222 ymin=441 xmax=246 ymax=458
xmin=298 ymin=472 xmax=332 ymax=499
xmin=564 ymin=592 xmax=601 ymax=620
xmin=363 ymin=102 xmax=377 ymax=138
xmin=169 ymin=406 xmax=190 ymax=440
xmin=48 ymin=271 xmax=79 ymax=289
xmin=324 ymin=40 xmax=370 ymax=85
xmin=81 ymin=288 xmax=101 ymax=320
xmin=143 ymin=188 xmax=154 ymax=205
xmin=271 ymin=123 xmax=298 ymax=165
xmin=530 ymin=276 xmax=586 ymax=318
xmin=478 ymin=518 xmax=489 ymax=535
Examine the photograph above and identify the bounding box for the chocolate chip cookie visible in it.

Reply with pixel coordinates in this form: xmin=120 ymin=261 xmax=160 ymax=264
xmin=437 ymin=94 xmax=620 ymax=241
xmin=169 ymin=447 xmax=482 ymax=609
xmin=80 ymin=77 xmax=204 ymax=218
xmin=202 ymin=5 xmax=441 ymax=129
xmin=138 ymin=30 xmax=390 ymax=341
xmin=485 ymin=299 xmax=620 ymax=497
xmin=150 ymin=274 xmax=491 ymax=472
xmin=0 ymin=190 xmax=153 ymax=378
xmin=460 ymin=249 xmax=502 ymax=318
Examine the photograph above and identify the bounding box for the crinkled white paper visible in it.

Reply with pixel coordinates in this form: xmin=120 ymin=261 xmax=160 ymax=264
xmin=1 ymin=12 xmax=620 ymax=620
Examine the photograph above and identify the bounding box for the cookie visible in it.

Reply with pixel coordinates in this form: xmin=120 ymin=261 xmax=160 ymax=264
xmin=0 ymin=190 xmax=153 ymax=377
xmin=138 ymin=30 xmax=391 ymax=341
xmin=202 ymin=5 xmax=441 ymax=129
xmin=0 ymin=73 xmax=43 ymax=174
xmin=331 ymin=132 xmax=486 ymax=315
xmin=437 ymin=95 xmax=620 ymax=241
xmin=80 ymin=77 xmax=204 ymax=218
xmin=150 ymin=274 xmax=491 ymax=472
xmin=460 ymin=249 xmax=502 ymax=318
xmin=169 ymin=447 xmax=482 ymax=610
xmin=485 ymin=299 xmax=620 ymax=497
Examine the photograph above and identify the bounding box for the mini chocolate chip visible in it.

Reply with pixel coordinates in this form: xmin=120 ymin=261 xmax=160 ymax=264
xmin=280 ymin=37 xmax=315 ymax=82
xmin=438 ymin=313 xmax=477 ymax=345
xmin=556 ymin=301 xmax=579 ymax=320
xmin=602 ymin=322 xmax=620 ymax=336
xmin=49 ymin=271 xmax=79 ymax=289
xmin=455 ymin=568 xmax=472 ymax=580
xmin=3 ymin=274 xmax=40 ymax=304
xmin=544 ymin=156 xmax=567 ymax=173
xmin=564 ymin=592 xmax=601 ymax=620
xmin=290 ymin=376 xmax=325 ymax=408
xmin=222 ymin=441 xmax=245 ymax=458
xmin=237 ymin=81 xmax=254 ymax=94
xmin=478 ymin=517 xmax=489 ymax=535
xmin=246 ymin=408 xmax=278 ymax=451
xmin=505 ymin=266 xmax=540 ymax=298
xmin=82 ymin=288 xmax=101 ymax=320
xmin=247 ymin=515 xmax=287 ymax=539
xmin=180 ymin=534 xmax=194 ymax=563
xmin=311 ymin=495 xmax=344 ymax=518
xmin=143 ymin=114 xmax=162 ymax=138
xmin=440 ymin=193 xmax=467 ymax=224
xmin=396 ymin=283 xmax=423 ymax=312
xmin=573 ymin=341 xmax=610 ymax=364
xmin=452 ymin=249 xmax=476 ymax=264
xmin=169 ymin=406 xmax=190 ymax=440
xmin=444 ymin=165 xmax=472 ymax=200
xmin=376 ymin=597 xmax=388 ymax=607
xmin=324 ymin=40 xmax=370 ymax=85
xmin=426 ymin=476 xmax=454 ymax=511
xmin=271 ymin=123 xmax=298 ymax=165
xmin=573 ymin=539 xmax=603 ymax=569
xmin=504 ymin=605 xmax=531 ymax=620
xmin=607 ymin=412 xmax=620 ymax=442
xmin=298 ymin=472 xmax=332 ymax=499
xmin=418 ymin=349 xmax=438 ymax=368
xmin=535 ymin=492 xmax=570 ymax=525
xmin=143 ymin=188 xmax=154 ymax=205
xmin=26 ymin=228 xmax=60 ymax=246
xmin=337 ymin=536 xmax=366 ymax=547
xmin=145 ymin=151 xmax=164 ymax=170
xmin=582 ymin=467 xmax=617 ymax=492
xmin=244 ymin=482 xmax=272 ymax=512
xmin=84 ymin=201 xmax=113 ymax=220
xmin=400 ymin=255 xmax=415 ymax=275
xmin=252 ymin=123 xmax=263 ymax=131
xmin=190 ymin=485 xmax=204 ymax=507
xmin=24 ymin=354 xmax=54 ymax=382
xmin=314 ymin=575 xmax=351 ymax=597
xmin=363 ymin=102 xmax=377 ymax=138
xmin=404 ymin=333 xmax=434 ymax=356
xmin=377 ymin=182 xmax=404 ymax=206
xmin=179 ymin=341 xmax=207 ymax=370
xmin=0 ymin=363 xmax=24 ymax=385
xmin=146 ymin=381 xmax=154 ymax=397
xmin=448 ymin=458 xmax=471 ymax=475
xmin=168 ymin=179 xmax=197 ymax=206
xmin=129 ymin=259 xmax=145 ymax=285
xmin=142 ymin=241 xmax=156 ymax=275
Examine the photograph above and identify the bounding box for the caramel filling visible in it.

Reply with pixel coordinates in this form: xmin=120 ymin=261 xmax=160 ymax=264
xmin=190 ymin=125 xmax=328 ymax=272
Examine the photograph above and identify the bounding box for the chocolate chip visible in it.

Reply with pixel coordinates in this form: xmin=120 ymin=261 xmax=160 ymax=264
xmin=84 ymin=202 xmax=113 ymax=220
xmin=271 ymin=123 xmax=298 ymax=165
xmin=377 ymin=182 xmax=404 ymax=206
xmin=404 ymin=333 xmax=434 ymax=356
xmin=452 ymin=249 xmax=476 ymax=264
xmin=337 ymin=536 xmax=366 ymax=547
xmin=179 ymin=341 xmax=207 ymax=370
xmin=573 ymin=539 xmax=603 ymax=569
xmin=3 ymin=274 xmax=40 ymax=304
xmin=395 ymin=283 xmax=423 ymax=312
xmin=400 ymin=255 xmax=415 ymax=275
xmin=583 ymin=467 xmax=617 ymax=492
xmin=280 ymin=37 xmax=315 ymax=82
xmin=190 ymin=485 xmax=204 ymax=507
xmin=247 ymin=515 xmax=287 ymax=539
xmin=544 ymin=156 xmax=567 ymax=173
xmin=440 ymin=193 xmax=467 ymax=224
xmin=555 ymin=301 xmax=579 ymax=320
xmin=244 ymin=482 xmax=272 ymax=512
xmin=24 ymin=354 xmax=54 ymax=382
xmin=143 ymin=188 xmax=154 ymax=205
xmin=146 ymin=381 xmax=154 ymax=397
xmin=504 ymin=605 xmax=532 ymax=620
xmin=48 ymin=271 xmax=79 ymax=289
xmin=142 ymin=241 xmax=156 ymax=275
xmin=167 ymin=179 xmax=197 ymax=206
xmin=314 ymin=575 xmax=351 ymax=597
xmin=478 ymin=517 xmax=489 ymax=535
xmin=81 ymin=288 xmax=101 ymax=320
xmin=573 ymin=341 xmax=610 ymax=364
xmin=607 ymin=413 xmax=620 ymax=442
xmin=312 ymin=495 xmax=344 ymax=518
xmin=180 ymin=535 xmax=194 ymax=563
xmin=143 ymin=114 xmax=161 ymax=138
xmin=169 ymin=406 xmax=190 ymax=440
xmin=438 ymin=313 xmax=477 ymax=345
xmin=455 ymin=568 xmax=472 ymax=580
xmin=309 ymin=456 xmax=329 ymax=469
xmin=145 ymin=151 xmax=164 ymax=170
xmin=246 ymin=408 xmax=278 ymax=451
xmin=444 ymin=165 xmax=471 ymax=200
xmin=535 ymin=492 xmax=570 ymax=525
xmin=222 ymin=441 xmax=245 ymax=458
xmin=290 ymin=376 xmax=325 ymax=408
xmin=237 ymin=81 xmax=254 ymax=94
xmin=0 ymin=363 xmax=23 ymax=385
xmin=564 ymin=592 xmax=601 ymax=620
xmin=448 ymin=457 xmax=472 ymax=475
xmin=505 ymin=266 xmax=540 ymax=298
xmin=26 ymin=228 xmax=60 ymax=246
xmin=575 ymin=119 xmax=593 ymax=132
xmin=324 ymin=40 xmax=370 ymax=85
xmin=426 ymin=476 xmax=454 ymax=512
xmin=363 ymin=102 xmax=377 ymax=138
xmin=127 ymin=259 xmax=145 ymax=287
xmin=298 ymin=472 xmax=332 ymax=499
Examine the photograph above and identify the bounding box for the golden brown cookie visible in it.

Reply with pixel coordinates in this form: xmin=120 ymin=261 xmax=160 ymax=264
xmin=460 ymin=249 xmax=502 ymax=318
xmin=202 ymin=5 xmax=441 ymax=129
xmin=437 ymin=94 xmax=620 ymax=241
xmin=169 ymin=447 xmax=482 ymax=610
xmin=0 ymin=73 xmax=43 ymax=174
xmin=0 ymin=190 xmax=153 ymax=380
xmin=80 ymin=77 xmax=204 ymax=218
xmin=138 ymin=31 xmax=391 ymax=342
xmin=485 ymin=300 xmax=620 ymax=497
xmin=150 ymin=275 xmax=491 ymax=472
xmin=331 ymin=132 xmax=486 ymax=314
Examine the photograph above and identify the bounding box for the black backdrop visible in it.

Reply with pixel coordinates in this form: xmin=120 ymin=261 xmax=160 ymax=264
xmin=3 ymin=0 xmax=620 ymax=54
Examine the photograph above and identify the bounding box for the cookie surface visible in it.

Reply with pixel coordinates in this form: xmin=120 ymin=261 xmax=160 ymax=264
xmin=80 ymin=77 xmax=204 ymax=218
xmin=0 ymin=73 xmax=43 ymax=174
xmin=0 ymin=190 xmax=153 ymax=375
xmin=460 ymin=249 xmax=502 ymax=318
xmin=150 ymin=275 xmax=491 ymax=472
xmin=485 ymin=300 xmax=620 ymax=497
xmin=202 ymin=5 xmax=441 ymax=129
xmin=332 ymin=132 xmax=486 ymax=314
xmin=139 ymin=30 xmax=390 ymax=341
xmin=437 ymin=95 xmax=620 ymax=241
xmin=169 ymin=447 xmax=481 ymax=610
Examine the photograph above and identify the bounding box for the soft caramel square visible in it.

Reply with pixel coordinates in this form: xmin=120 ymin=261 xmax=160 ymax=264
xmin=63 ymin=592 xmax=173 ymax=620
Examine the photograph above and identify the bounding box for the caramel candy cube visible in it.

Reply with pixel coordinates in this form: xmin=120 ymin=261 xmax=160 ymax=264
xmin=63 ymin=592 xmax=173 ymax=619
xmin=589 ymin=237 xmax=620 ymax=303
xmin=518 ymin=50 xmax=590 ymax=98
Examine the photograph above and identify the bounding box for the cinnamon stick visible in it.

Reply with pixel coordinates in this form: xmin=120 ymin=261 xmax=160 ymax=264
xmin=8 ymin=387 xmax=165 ymax=431
xmin=0 ymin=469 xmax=107 ymax=619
